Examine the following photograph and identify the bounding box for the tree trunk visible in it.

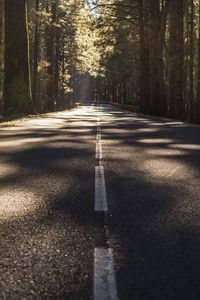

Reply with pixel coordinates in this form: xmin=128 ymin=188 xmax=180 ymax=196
xmin=4 ymin=0 xmax=35 ymax=115
xmin=54 ymin=26 xmax=60 ymax=109
xmin=32 ymin=0 xmax=40 ymax=112
xmin=46 ymin=1 xmax=57 ymax=111
xmin=138 ymin=0 xmax=150 ymax=114
xmin=197 ymin=1 xmax=200 ymax=119
xmin=60 ymin=37 xmax=65 ymax=109
xmin=183 ymin=11 xmax=189 ymax=120
xmin=0 ymin=0 xmax=4 ymax=102
xmin=168 ymin=0 xmax=184 ymax=120
xmin=189 ymin=0 xmax=194 ymax=122
xmin=148 ymin=0 xmax=160 ymax=115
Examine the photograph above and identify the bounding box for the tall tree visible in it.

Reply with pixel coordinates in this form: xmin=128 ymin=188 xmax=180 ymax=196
xmin=138 ymin=0 xmax=150 ymax=113
xmin=46 ymin=0 xmax=57 ymax=111
xmin=189 ymin=0 xmax=194 ymax=121
xmin=4 ymin=0 xmax=35 ymax=115
xmin=32 ymin=0 xmax=40 ymax=111
xmin=0 ymin=0 xmax=4 ymax=102
xmin=168 ymin=0 xmax=184 ymax=119
xmin=197 ymin=1 xmax=200 ymax=111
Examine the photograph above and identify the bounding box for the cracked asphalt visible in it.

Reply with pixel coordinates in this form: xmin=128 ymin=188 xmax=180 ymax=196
xmin=1 ymin=104 xmax=200 ymax=299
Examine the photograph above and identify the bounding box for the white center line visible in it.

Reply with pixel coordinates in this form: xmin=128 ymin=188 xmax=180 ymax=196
xmin=94 ymin=107 xmax=120 ymax=299
xmin=95 ymin=166 xmax=108 ymax=211
xmin=94 ymin=248 xmax=119 ymax=300
xmin=97 ymin=132 xmax=101 ymax=141
xmin=96 ymin=142 xmax=102 ymax=160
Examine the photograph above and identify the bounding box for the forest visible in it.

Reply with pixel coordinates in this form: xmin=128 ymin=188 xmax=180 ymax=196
xmin=0 ymin=0 xmax=200 ymax=122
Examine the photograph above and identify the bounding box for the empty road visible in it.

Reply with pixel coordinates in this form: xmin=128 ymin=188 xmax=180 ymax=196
xmin=1 ymin=104 xmax=200 ymax=299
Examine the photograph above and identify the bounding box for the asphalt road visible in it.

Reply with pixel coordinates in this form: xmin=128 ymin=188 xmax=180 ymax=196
xmin=1 ymin=104 xmax=200 ymax=299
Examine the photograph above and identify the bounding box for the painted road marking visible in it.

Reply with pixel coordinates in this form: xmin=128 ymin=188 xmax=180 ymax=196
xmin=97 ymin=132 xmax=101 ymax=141
xmin=95 ymin=166 xmax=108 ymax=211
xmin=96 ymin=142 xmax=102 ymax=160
xmin=94 ymin=106 xmax=119 ymax=299
xmin=94 ymin=248 xmax=119 ymax=300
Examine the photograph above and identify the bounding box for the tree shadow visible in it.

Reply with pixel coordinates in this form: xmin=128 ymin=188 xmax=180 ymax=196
xmin=98 ymin=106 xmax=200 ymax=299
xmin=1 ymin=106 xmax=200 ymax=299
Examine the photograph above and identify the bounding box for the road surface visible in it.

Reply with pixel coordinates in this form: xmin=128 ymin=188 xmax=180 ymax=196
xmin=1 ymin=104 xmax=200 ymax=299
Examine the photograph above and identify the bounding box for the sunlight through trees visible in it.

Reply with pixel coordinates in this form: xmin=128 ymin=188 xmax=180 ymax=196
xmin=0 ymin=0 xmax=200 ymax=123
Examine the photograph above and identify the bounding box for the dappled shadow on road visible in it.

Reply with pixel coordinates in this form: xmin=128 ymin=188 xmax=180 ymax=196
xmin=97 ymin=106 xmax=200 ymax=299
xmin=105 ymin=167 xmax=200 ymax=300
xmin=0 ymin=109 xmax=98 ymax=299
xmin=99 ymin=106 xmax=200 ymax=173
xmin=1 ymin=105 xmax=200 ymax=299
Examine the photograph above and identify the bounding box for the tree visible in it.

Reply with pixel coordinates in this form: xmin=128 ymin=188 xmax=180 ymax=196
xmin=197 ymin=1 xmax=200 ymax=110
xmin=1 ymin=0 xmax=200 ymax=122
xmin=32 ymin=0 xmax=40 ymax=111
xmin=189 ymin=0 xmax=194 ymax=121
xmin=0 ymin=0 xmax=4 ymax=103
xmin=4 ymin=0 xmax=35 ymax=115
xmin=168 ymin=0 xmax=184 ymax=119
xmin=138 ymin=0 xmax=150 ymax=113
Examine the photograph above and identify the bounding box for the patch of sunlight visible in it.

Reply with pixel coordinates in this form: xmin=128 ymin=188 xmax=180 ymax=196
xmin=145 ymin=148 xmax=180 ymax=156
xmin=0 ymin=189 xmax=45 ymax=221
xmin=134 ymin=128 xmax=160 ymax=133
xmin=75 ymin=107 xmax=94 ymax=114
xmin=169 ymin=143 xmax=200 ymax=150
xmin=136 ymin=119 xmax=152 ymax=123
xmin=0 ymin=163 xmax=18 ymax=178
xmin=137 ymin=138 xmax=175 ymax=144
xmin=138 ymin=118 xmax=151 ymax=121
xmin=146 ymin=122 xmax=165 ymax=126
xmin=143 ymin=159 xmax=183 ymax=179
xmin=101 ymin=118 xmax=117 ymax=122
xmin=27 ymin=118 xmax=65 ymax=126
xmin=26 ymin=107 xmax=90 ymax=126
xmin=0 ymin=137 xmax=44 ymax=147
xmin=164 ymin=121 xmax=184 ymax=126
